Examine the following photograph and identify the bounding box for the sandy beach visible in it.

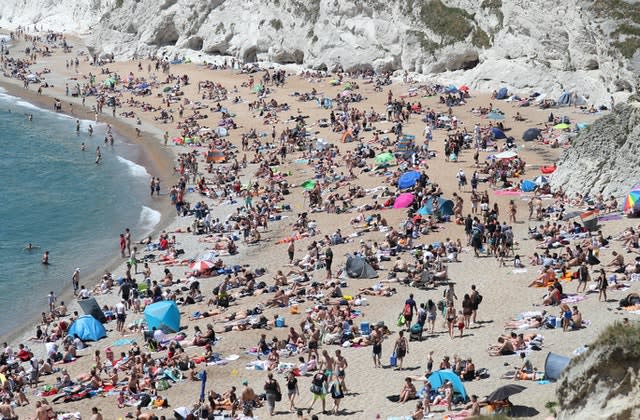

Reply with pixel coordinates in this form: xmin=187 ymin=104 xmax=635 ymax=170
xmin=0 ymin=29 xmax=636 ymax=420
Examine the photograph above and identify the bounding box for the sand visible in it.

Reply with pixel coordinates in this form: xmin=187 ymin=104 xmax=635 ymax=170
xmin=0 ymin=30 xmax=635 ymax=420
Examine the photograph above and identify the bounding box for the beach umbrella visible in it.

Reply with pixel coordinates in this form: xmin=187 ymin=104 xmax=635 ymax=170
xmin=393 ymin=193 xmax=415 ymax=209
xmin=301 ymin=180 xmax=317 ymax=190
xmin=437 ymin=115 xmax=451 ymax=122
xmin=199 ymin=370 xmax=207 ymax=402
xmin=533 ymin=175 xmax=550 ymax=186
xmin=445 ymin=85 xmax=458 ymax=93
xmin=522 ymin=128 xmax=541 ymax=141
xmin=624 ymin=186 xmax=640 ymax=213
xmin=554 ymin=123 xmax=570 ymax=130
xmin=459 ymin=85 xmax=469 ymax=92
xmin=520 ymin=180 xmax=536 ymax=192
xmin=214 ymin=126 xmax=228 ymax=137
xmin=190 ymin=260 xmax=215 ymax=273
xmin=487 ymin=111 xmax=505 ymax=120
xmin=397 ymin=170 xmax=421 ymax=189
xmin=494 ymin=150 xmax=518 ymax=160
xmin=491 ymin=127 xmax=506 ymax=139
xmin=375 ymin=152 xmax=395 ymax=165
xmin=486 ymin=384 xmax=526 ymax=402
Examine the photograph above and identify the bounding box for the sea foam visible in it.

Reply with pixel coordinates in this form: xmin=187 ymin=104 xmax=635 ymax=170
xmin=116 ymin=155 xmax=149 ymax=178
xmin=138 ymin=205 xmax=161 ymax=235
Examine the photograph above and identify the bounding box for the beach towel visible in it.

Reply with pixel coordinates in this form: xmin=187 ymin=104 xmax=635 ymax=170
xmin=561 ymin=294 xmax=587 ymax=304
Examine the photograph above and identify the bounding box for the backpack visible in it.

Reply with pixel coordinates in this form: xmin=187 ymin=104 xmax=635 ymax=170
xmin=475 ymin=292 xmax=483 ymax=305
xmin=403 ymin=303 xmax=412 ymax=316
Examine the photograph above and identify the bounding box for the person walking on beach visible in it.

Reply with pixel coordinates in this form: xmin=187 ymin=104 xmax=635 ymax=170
xmin=334 ymin=349 xmax=348 ymax=393
xmin=393 ymin=330 xmax=409 ymax=370
xmin=402 ymin=293 xmax=417 ymax=330
xmin=288 ymin=240 xmax=295 ymax=265
xmin=508 ymin=200 xmax=517 ymax=223
xmin=263 ymin=372 xmax=281 ymax=416
xmin=371 ymin=326 xmax=383 ymax=368
xmin=155 ymin=177 xmax=161 ymax=196
xmin=325 ymin=246 xmax=333 ymax=279
xmin=597 ymin=269 xmax=608 ymax=302
xmin=115 ymin=299 xmax=126 ymax=333
xmin=149 ymin=177 xmax=155 ymax=196
xmin=71 ymin=268 xmax=80 ymax=296
xmin=130 ymin=246 xmax=139 ymax=274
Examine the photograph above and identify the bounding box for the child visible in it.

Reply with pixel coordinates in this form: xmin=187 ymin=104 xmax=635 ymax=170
xmin=456 ymin=311 xmax=466 ymax=338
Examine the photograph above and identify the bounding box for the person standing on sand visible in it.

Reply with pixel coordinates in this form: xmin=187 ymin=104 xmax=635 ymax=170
xmin=155 ymin=177 xmax=161 ymax=196
xmin=509 ymin=200 xmax=517 ymax=223
xmin=240 ymin=380 xmax=257 ymax=417
xmin=325 ymin=246 xmax=333 ymax=279
xmin=288 ymin=240 xmax=295 ymax=264
xmin=115 ymin=299 xmax=126 ymax=334
xmin=71 ymin=268 xmax=80 ymax=296
xmin=0 ymin=397 xmax=17 ymax=419
xmin=149 ymin=177 xmax=155 ymax=196
xmin=371 ymin=326 xmax=383 ymax=368
xmin=119 ymin=233 xmax=126 ymax=258
xmin=125 ymin=228 xmax=132 ymax=257
xmin=393 ymin=330 xmax=409 ymax=370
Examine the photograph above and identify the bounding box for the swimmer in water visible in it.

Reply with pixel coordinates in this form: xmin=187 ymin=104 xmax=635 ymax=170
xmin=24 ymin=243 xmax=40 ymax=251
xmin=81 ymin=142 xmax=86 ymax=151
xmin=42 ymin=250 xmax=50 ymax=265
xmin=95 ymin=146 xmax=102 ymax=164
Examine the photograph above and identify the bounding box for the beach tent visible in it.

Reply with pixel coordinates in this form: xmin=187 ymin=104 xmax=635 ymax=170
xmin=418 ymin=197 xmax=454 ymax=216
xmin=445 ymin=85 xmax=458 ymax=93
xmin=496 ymin=87 xmax=508 ymax=99
xmin=544 ymin=352 xmax=570 ymax=381
xmin=522 ymin=128 xmax=541 ymax=141
xmin=487 ymin=111 xmax=505 ymax=121
xmin=623 ymin=185 xmax=640 ymax=213
xmin=78 ymin=297 xmax=107 ymax=323
xmin=301 ymin=180 xmax=317 ymax=191
xmin=459 ymin=85 xmax=469 ymax=92
xmin=397 ymin=171 xmax=421 ymax=189
xmin=206 ymin=150 xmax=226 ymax=163
xmin=341 ymin=129 xmax=354 ymax=143
xmin=144 ymin=300 xmax=181 ymax=333
xmin=491 ymin=127 xmax=507 ymax=139
xmin=214 ymin=127 xmax=228 ymax=137
xmin=533 ymin=175 xmax=550 ymax=186
xmin=557 ymin=92 xmax=571 ymax=106
xmin=428 ymin=370 xmax=468 ymax=401
xmin=393 ymin=193 xmax=415 ymax=209
xmin=251 ymin=83 xmax=264 ymax=93
xmin=344 ymin=254 xmax=378 ymax=279
xmin=494 ymin=150 xmax=518 ymax=160
xmin=520 ymin=180 xmax=537 ymax=192
xmin=375 ymin=152 xmax=395 ymax=165
xmin=580 ymin=209 xmax=600 ymax=232
xmin=67 ymin=315 xmax=106 ymax=342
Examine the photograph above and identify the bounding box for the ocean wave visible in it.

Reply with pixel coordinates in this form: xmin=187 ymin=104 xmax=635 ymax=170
xmin=116 ymin=155 xmax=149 ymax=178
xmin=137 ymin=206 xmax=161 ymax=235
xmin=15 ymin=100 xmax=42 ymax=111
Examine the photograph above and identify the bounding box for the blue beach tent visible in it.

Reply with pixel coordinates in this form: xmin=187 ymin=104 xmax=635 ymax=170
xmin=418 ymin=197 xmax=454 ymax=216
xmin=428 ymin=370 xmax=468 ymax=401
xmin=144 ymin=300 xmax=181 ymax=333
xmin=398 ymin=171 xmax=421 ymax=189
xmin=491 ymin=127 xmax=507 ymax=139
xmin=67 ymin=315 xmax=106 ymax=341
xmin=496 ymin=87 xmax=508 ymax=99
xmin=520 ymin=180 xmax=537 ymax=192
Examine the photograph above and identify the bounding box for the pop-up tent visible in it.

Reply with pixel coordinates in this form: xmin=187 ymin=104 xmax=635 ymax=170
xmin=520 ymin=180 xmax=537 ymax=192
xmin=496 ymin=87 xmax=508 ymax=99
xmin=144 ymin=300 xmax=181 ymax=333
xmin=418 ymin=197 xmax=454 ymax=216
xmin=491 ymin=127 xmax=507 ymax=139
xmin=344 ymin=254 xmax=378 ymax=279
xmin=78 ymin=297 xmax=107 ymax=323
xmin=398 ymin=171 xmax=421 ymax=189
xmin=544 ymin=352 xmax=570 ymax=381
xmin=67 ymin=315 xmax=106 ymax=341
xmin=428 ymin=370 xmax=468 ymax=401
xmin=522 ymin=128 xmax=541 ymax=141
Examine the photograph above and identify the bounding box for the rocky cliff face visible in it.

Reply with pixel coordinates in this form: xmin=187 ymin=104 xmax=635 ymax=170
xmin=556 ymin=322 xmax=640 ymax=420
xmin=0 ymin=0 xmax=639 ymax=104
xmin=551 ymin=101 xmax=640 ymax=201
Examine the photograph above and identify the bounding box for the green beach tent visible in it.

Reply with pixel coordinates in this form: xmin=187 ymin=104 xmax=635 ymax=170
xmin=375 ymin=152 xmax=395 ymax=165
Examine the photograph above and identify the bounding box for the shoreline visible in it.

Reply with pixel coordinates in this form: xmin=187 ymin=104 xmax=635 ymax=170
xmin=0 ymin=45 xmax=180 ymax=345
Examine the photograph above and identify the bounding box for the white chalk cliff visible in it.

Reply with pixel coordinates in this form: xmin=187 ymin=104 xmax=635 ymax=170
xmin=1 ymin=0 xmax=639 ymax=104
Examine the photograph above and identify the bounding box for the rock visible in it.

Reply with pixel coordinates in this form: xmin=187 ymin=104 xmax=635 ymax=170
xmin=550 ymin=101 xmax=640 ymax=201
xmin=556 ymin=322 xmax=640 ymax=419
xmin=0 ymin=0 xmax=638 ymax=105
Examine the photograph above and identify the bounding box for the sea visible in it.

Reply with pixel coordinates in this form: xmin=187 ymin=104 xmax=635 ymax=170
xmin=0 ymin=89 xmax=162 ymax=338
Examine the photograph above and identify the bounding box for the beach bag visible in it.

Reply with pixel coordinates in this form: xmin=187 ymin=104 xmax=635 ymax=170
xmin=397 ymin=314 xmax=406 ymax=326
xmin=389 ymin=353 xmax=397 ymax=367
xmin=310 ymin=383 xmax=323 ymax=395
xmin=475 ymin=293 xmax=483 ymax=305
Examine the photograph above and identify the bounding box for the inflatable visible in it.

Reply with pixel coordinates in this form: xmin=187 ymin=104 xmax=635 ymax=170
xmin=540 ymin=165 xmax=556 ymax=174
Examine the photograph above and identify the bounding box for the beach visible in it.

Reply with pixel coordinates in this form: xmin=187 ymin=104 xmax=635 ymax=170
xmin=0 ymin=29 xmax=636 ymax=420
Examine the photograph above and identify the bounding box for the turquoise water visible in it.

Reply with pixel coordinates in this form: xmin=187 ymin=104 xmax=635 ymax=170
xmin=0 ymin=91 xmax=161 ymax=338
